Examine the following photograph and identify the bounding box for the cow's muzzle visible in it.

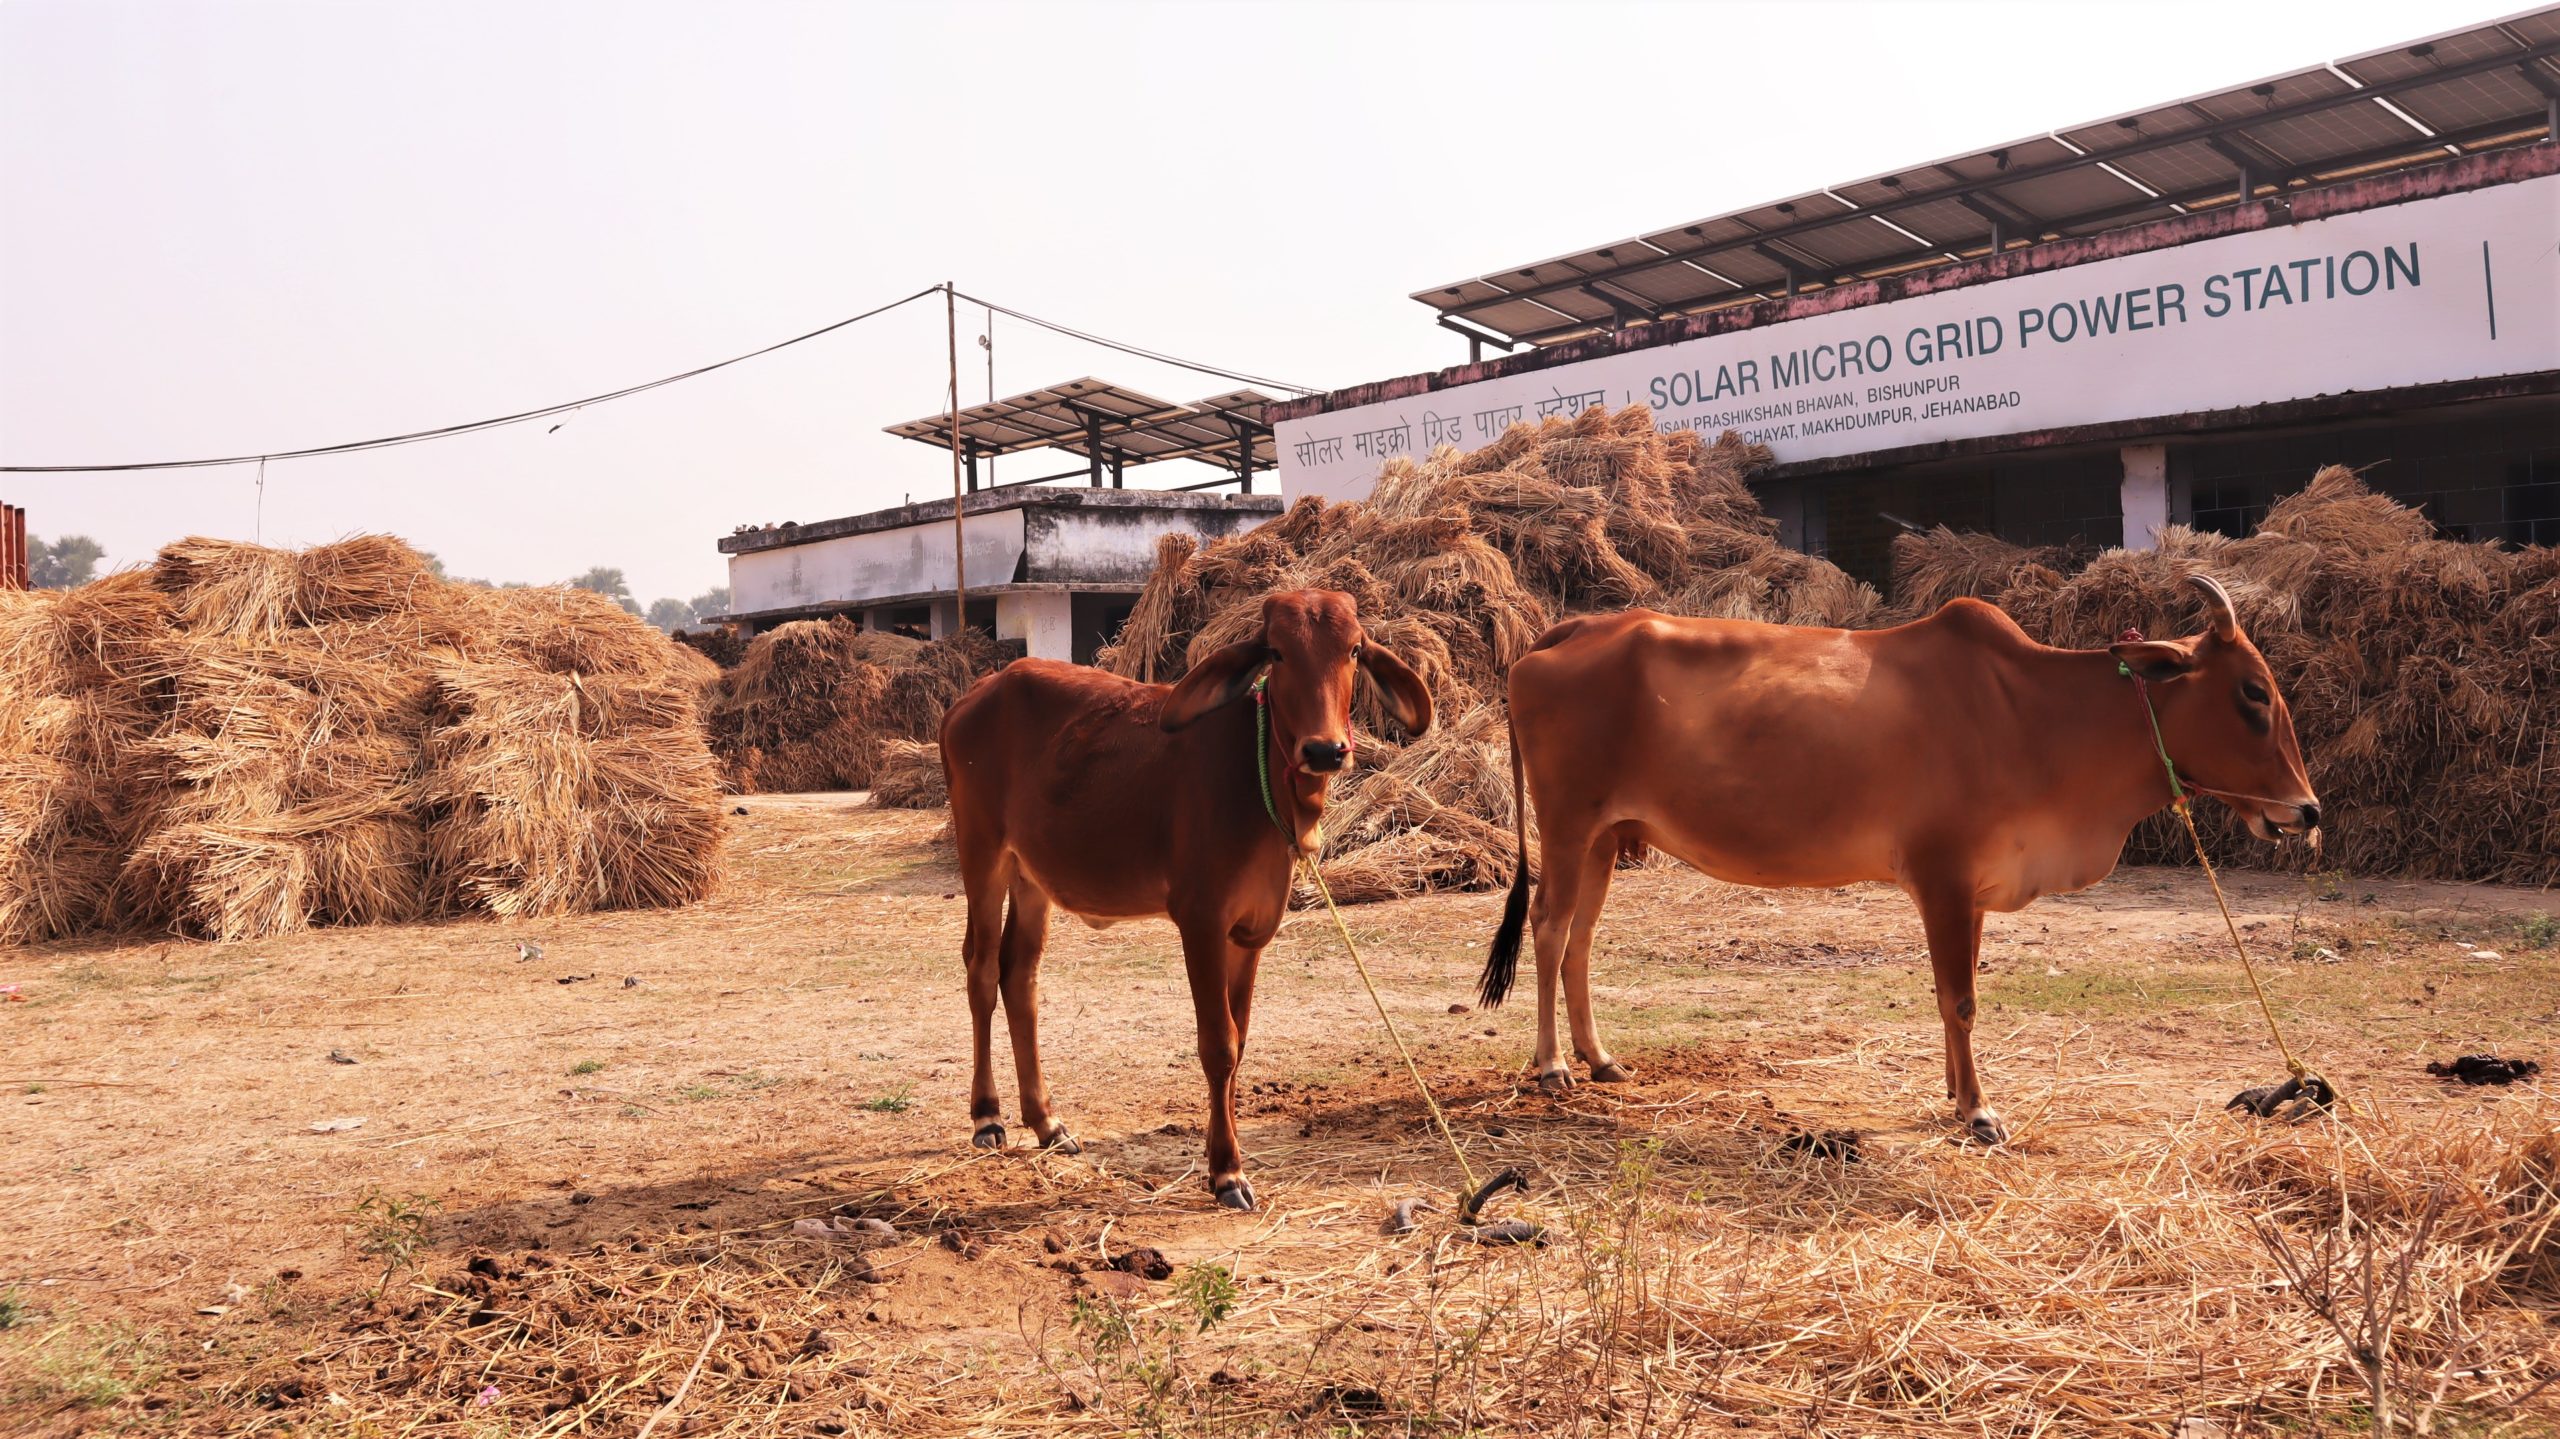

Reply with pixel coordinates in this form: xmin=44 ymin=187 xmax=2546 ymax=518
xmin=2245 ymin=800 xmax=2321 ymax=842
xmin=1299 ymin=739 xmax=1351 ymax=773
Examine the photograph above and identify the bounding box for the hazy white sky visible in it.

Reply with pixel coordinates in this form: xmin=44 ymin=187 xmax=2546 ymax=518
xmin=0 ymin=0 xmax=2517 ymax=604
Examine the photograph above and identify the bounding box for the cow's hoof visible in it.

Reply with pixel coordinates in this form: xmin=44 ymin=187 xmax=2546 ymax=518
xmin=1213 ymin=1177 xmax=1257 ymax=1212
xmin=1040 ymin=1129 xmax=1081 ymax=1156
xmin=1589 ymin=1060 xmax=1634 ymax=1084
xmin=1536 ymin=1067 xmax=1574 ymax=1094
xmin=971 ymin=1123 xmax=1007 ymax=1150
xmin=1966 ymin=1113 xmax=2009 ymax=1147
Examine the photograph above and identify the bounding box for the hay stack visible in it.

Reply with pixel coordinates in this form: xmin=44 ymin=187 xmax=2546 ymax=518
xmin=672 ymin=624 xmax=749 ymax=670
xmin=0 ymin=574 xmax=171 ymax=944
xmin=704 ymin=622 xmax=1002 ymax=794
xmin=420 ymin=661 xmax=720 ymax=918
xmin=0 ymin=535 xmax=725 ymax=944
xmin=1890 ymin=467 xmax=2560 ymax=884
xmin=868 ymin=739 xmax=947 ymax=809
xmin=1096 ymin=404 xmax=1877 ymax=901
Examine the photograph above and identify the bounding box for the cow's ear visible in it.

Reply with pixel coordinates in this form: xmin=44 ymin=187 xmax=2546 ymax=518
xmin=1358 ymin=642 xmax=1433 ymax=735
xmin=1160 ymin=635 xmax=1267 ymax=731
xmin=2109 ymin=638 xmax=2198 ymax=683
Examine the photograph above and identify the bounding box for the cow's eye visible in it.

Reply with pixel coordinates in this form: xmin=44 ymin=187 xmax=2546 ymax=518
xmin=2241 ymin=680 xmax=2270 ymax=706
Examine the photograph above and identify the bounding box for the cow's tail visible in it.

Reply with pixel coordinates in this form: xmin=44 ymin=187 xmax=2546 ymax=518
xmin=1477 ymin=718 xmax=1531 ymax=1009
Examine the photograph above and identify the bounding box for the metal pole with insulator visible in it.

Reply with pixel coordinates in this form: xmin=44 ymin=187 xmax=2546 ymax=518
xmin=946 ymin=283 xmax=968 ymax=636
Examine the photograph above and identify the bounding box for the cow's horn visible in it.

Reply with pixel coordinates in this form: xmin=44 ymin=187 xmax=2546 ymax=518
xmin=2187 ymin=573 xmax=2240 ymax=640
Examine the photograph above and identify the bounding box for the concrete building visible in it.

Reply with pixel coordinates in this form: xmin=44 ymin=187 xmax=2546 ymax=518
xmin=715 ymin=379 xmax=1284 ymax=661
xmin=1272 ymin=12 xmax=2560 ymax=586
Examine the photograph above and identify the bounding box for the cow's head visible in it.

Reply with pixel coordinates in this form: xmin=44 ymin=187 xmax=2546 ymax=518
xmin=1159 ymin=589 xmax=1432 ymax=785
xmin=2107 ymin=574 xmax=2319 ymax=842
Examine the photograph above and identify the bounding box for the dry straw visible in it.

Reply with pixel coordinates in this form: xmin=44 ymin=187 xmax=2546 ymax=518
xmin=0 ymin=535 xmax=724 ymax=944
xmin=177 ymin=1073 xmax=2559 ymax=1435
xmin=702 ymin=621 xmax=1002 ymax=795
xmin=1890 ymin=466 xmax=2560 ymax=884
xmin=868 ymin=739 xmax=949 ymax=810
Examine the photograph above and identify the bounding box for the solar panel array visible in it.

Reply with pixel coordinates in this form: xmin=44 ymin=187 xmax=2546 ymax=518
xmin=1416 ymin=10 xmax=2560 ymax=347
xmin=885 ymin=379 xmax=1277 ymax=473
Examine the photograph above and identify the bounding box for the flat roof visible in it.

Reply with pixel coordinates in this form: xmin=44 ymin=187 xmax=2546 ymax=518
xmin=719 ymin=484 xmax=1283 ymax=555
xmin=1418 ymin=8 xmax=2560 ymax=347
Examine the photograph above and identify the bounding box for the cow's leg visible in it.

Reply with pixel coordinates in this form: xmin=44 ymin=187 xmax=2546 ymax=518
xmin=1564 ymin=834 xmax=1631 ymax=1083
xmin=998 ymin=878 xmax=1075 ymax=1153
xmin=961 ymin=852 xmax=1013 ymax=1150
xmin=1916 ymin=889 xmax=2003 ymax=1145
xmin=1529 ymin=823 xmax=1594 ymax=1093
xmin=1177 ymin=919 xmax=1256 ymax=1210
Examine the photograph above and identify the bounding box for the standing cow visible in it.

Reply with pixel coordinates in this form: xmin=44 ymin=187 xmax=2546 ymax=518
xmin=939 ymin=590 xmax=1432 ymax=1210
xmin=1478 ymin=576 xmax=2317 ymax=1143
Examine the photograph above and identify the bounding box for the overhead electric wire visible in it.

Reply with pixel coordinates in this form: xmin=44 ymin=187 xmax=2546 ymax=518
xmin=951 ymin=291 xmax=1320 ymax=397
xmin=0 ymin=285 xmax=946 ymax=473
xmin=2 ymin=283 xmax=1322 ymax=475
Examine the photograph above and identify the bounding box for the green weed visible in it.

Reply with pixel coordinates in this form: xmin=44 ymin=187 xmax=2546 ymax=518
xmin=349 ymin=1189 xmax=438 ymax=1294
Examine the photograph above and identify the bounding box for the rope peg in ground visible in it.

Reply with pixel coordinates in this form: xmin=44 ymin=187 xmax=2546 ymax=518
xmin=1454 ymin=1166 xmax=1543 ymax=1246
xmin=2226 ymin=1073 xmax=2337 ymax=1122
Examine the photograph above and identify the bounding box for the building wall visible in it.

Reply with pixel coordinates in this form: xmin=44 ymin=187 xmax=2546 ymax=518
xmin=1022 ymin=503 xmax=1272 ymax=585
xmin=1279 ymin=166 xmax=2558 ymax=504
xmin=730 ymin=508 xmax=1027 ymax=616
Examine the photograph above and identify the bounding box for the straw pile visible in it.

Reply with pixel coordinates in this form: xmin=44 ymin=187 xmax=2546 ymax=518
xmin=1889 ymin=467 xmax=2560 ymax=883
xmin=0 ymin=574 xmax=170 ymax=944
xmin=869 ymin=739 xmax=948 ymax=809
xmin=1096 ymin=404 xmax=1876 ymax=902
xmin=704 ymin=622 xmax=1002 ymax=795
xmin=0 ymin=536 xmax=724 ymax=944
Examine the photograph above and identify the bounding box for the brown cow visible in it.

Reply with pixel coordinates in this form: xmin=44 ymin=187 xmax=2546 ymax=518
xmin=938 ymin=590 xmax=1432 ymax=1209
xmin=1478 ymin=575 xmax=2316 ymax=1143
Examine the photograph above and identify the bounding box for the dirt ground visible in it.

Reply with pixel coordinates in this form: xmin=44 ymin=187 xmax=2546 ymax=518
xmin=3 ymin=795 xmax=2555 ymax=1436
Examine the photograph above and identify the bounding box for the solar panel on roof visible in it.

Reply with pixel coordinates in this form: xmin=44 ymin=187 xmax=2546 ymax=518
xmin=885 ymin=378 xmax=1188 ymax=458
xmin=1412 ymin=8 xmax=2560 ymax=346
xmin=886 ymin=381 xmax=1281 ymax=477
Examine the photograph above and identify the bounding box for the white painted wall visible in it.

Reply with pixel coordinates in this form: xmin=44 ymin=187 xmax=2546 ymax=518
xmin=2119 ymin=444 xmax=2170 ymax=551
xmin=996 ymin=590 xmax=1075 ymax=660
xmin=727 ymin=508 xmax=1026 ymax=614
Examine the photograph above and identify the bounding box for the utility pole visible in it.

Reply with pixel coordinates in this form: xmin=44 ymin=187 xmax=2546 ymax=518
xmin=945 ymin=282 xmax=967 ymax=637
xmin=978 ymin=306 xmax=995 ymax=487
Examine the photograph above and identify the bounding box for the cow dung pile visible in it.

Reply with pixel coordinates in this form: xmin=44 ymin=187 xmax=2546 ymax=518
xmin=1889 ymin=466 xmax=2560 ymax=885
xmin=0 ymin=536 xmax=725 ymax=946
xmin=1096 ymin=403 xmax=1879 ymax=902
xmin=702 ymin=620 xmax=1003 ymax=795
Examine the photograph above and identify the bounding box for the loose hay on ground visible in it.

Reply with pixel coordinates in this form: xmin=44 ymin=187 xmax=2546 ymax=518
xmin=176 ymin=1075 xmax=2560 ymax=1436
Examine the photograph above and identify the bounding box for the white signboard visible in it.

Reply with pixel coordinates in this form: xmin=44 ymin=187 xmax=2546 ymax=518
xmin=1279 ymin=175 xmax=2559 ymax=501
